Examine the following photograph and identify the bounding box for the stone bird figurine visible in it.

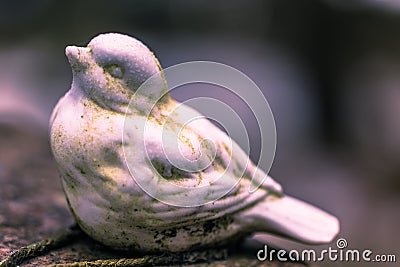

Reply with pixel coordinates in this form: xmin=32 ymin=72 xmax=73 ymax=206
xmin=49 ymin=33 xmax=339 ymax=252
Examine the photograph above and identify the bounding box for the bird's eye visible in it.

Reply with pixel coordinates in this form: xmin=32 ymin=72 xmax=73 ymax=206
xmin=104 ymin=64 xmax=124 ymax=79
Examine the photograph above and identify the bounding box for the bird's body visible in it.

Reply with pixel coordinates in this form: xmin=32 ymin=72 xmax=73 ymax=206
xmin=50 ymin=33 xmax=339 ymax=252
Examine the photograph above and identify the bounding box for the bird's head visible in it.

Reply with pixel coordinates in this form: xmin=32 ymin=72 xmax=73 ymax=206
xmin=65 ymin=33 xmax=168 ymax=113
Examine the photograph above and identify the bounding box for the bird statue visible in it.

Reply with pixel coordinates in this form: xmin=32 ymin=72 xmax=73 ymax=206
xmin=49 ymin=33 xmax=339 ymax=253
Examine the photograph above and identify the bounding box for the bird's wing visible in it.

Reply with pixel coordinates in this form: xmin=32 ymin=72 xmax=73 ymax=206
xmin=143 ymin=156 xmax=271 ymax=228
xmin=132 ymin=102 xmax=282 ymax=227
xmin=163 ymin=102 xmax=283 ymax=194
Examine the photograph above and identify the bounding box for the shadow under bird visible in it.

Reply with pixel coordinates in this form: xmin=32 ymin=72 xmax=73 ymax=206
xmin=49 ymin=33 xmax=340 ymax=252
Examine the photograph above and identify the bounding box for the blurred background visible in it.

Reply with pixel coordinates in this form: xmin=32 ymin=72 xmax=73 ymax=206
xmin=0 ymin=0 xmax=399 ymax=266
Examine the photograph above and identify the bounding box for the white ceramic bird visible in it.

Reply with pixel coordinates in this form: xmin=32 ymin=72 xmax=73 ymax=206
xmin=49 ymin=33 xmax=339 ymax=253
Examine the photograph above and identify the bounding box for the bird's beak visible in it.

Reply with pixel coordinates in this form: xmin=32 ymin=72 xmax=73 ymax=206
xmin=65 ymin=46 xmax=90 ymax=71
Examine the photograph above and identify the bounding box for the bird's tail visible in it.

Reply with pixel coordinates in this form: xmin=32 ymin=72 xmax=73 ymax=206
xmin=239 ymin=195 xmax=340 ymax=244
